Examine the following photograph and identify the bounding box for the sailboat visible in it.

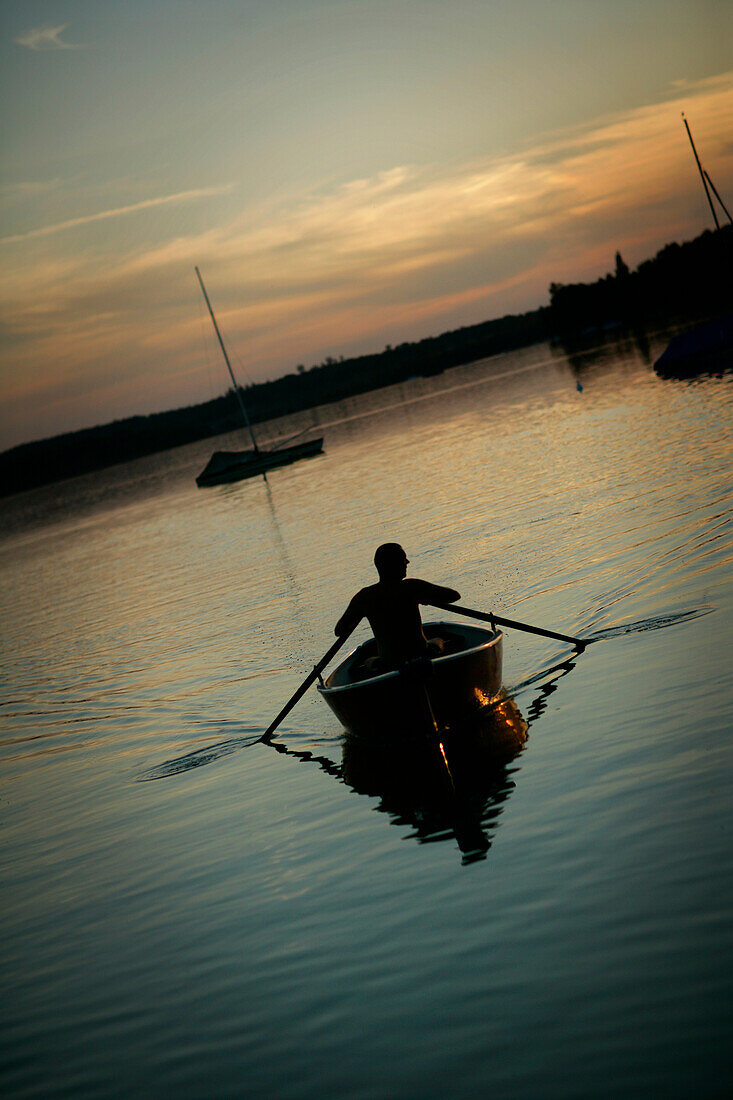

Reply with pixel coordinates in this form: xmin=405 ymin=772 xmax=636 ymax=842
xmin=652 ymin=117 xmax=732 ymax=378
xmin=194 ymin=267 xmax=324 ymax=487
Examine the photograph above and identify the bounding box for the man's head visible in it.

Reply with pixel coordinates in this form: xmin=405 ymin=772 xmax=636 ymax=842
xmin=374 ymin=542 xmax=409 ymax=581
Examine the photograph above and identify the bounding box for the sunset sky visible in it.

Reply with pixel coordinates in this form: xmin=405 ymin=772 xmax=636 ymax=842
xmin=1 ymin=1 xmax=732 ymax=450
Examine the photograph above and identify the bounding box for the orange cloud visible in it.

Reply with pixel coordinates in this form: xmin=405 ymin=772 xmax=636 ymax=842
xmin=1 ymin=72 xmax=732 ymax=448
xmin=0 ymin=185 xmax=234 ymax=245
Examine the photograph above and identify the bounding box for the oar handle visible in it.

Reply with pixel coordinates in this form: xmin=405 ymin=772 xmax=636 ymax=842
xmin=439 ymin=603 xmax=586 ymax=650
xmin=261 ymin=629 xmax=354 ymax=743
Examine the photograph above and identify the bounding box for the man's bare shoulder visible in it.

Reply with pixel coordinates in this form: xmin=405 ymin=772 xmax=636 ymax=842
xmin=403 ymin=577 xmax=438 ymax=593
xmin=404 ymin=577 xmax=460 ymax=602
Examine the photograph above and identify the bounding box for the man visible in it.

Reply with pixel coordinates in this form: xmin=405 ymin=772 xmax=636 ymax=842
xmin=335 ymin=543 xmax=460 ymax=670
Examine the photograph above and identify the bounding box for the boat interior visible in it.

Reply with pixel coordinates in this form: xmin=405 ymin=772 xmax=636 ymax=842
xmin=324 ymin=621 xmax=499 ymax=688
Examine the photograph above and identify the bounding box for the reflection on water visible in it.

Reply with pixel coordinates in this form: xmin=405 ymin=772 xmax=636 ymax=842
xmin=555 ymin=325 xmax=654 ymax=377
xmin=341 ymin=694 xmax=528 ymax=865
xmin=1 ymin=336 xmax=732 ymax=1099
xmin=139 ymin=694 xmax=528 ymax=866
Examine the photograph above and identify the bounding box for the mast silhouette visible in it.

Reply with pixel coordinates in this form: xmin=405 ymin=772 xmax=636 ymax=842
xmin=195 ymin=266 xmax=259 ymax=453
xmin=682 ymin=113 xmax=720 ymax=230
xmin=703 ymin=170 xmax=733 ymax=227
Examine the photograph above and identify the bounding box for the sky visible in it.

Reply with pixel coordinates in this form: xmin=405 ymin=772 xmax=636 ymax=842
xmin=1 ymin=1 xmax=732 ymax=451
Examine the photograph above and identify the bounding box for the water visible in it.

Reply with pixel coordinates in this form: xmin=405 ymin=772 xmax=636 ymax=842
xmin=1 ymin=336 xmax=732 ymax=1098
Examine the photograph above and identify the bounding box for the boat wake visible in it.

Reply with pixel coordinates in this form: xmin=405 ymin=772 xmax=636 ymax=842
xmin=137 ymin=729 xmax=264 ymax=781
xmin=137 ymin=607 xmax=712 ymax=783
xmin=507 ymin=605 xmax=713 ymax=725
xmin=583 ymin=605 xmax=713 ymax=643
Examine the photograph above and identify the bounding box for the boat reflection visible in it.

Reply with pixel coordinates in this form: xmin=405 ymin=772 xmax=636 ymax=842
xmin=341 ymin=694 xmax=528 ymax=864
xmin=142 ymin=651 xmax=581 ymax=865
xmin=270 ymin=693 xmax=527 ymax=865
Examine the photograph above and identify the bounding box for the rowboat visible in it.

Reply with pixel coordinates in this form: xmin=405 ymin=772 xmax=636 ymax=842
xmin=317 ymin=621 xmax=505 ymax=741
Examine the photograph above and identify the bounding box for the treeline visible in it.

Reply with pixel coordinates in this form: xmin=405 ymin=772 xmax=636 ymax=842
xmin=243 ymin=307 xmax=551 ymax=420
xmin=0 ymin=308 xmax=550 ymax=498
xmin=549 ymin=225 xmax=732 ymax=335
xmin=2 ymin=226 xmax=730 ymax=498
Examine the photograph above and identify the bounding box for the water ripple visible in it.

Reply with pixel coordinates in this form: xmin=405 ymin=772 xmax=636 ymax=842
xmin=136 ymin=731 xmax=265 ymax=781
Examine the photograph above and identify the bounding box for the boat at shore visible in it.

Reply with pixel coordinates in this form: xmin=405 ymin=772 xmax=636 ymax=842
xmin=317 ymin=621 xmax=506 ymax=742
xmin=654 ymin=315 xmax=733 ymax=378
xmin=194 ymin=266 xmax=324 ymax=487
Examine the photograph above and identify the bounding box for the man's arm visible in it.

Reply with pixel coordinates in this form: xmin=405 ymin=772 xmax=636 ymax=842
xmin=409 ymin=578 xmax=460 ymax=607
xmin=335 ymin=591 xmax=365 ymax=637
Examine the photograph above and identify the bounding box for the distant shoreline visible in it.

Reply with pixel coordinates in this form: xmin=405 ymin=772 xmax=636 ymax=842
xmin=1 ymin=225 xmax=729 ymax=500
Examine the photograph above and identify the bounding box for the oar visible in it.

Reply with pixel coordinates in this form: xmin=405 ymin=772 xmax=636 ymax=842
xmin=439 ymin=603 xmax=586 ymax=651
xmin=259 ymin=627 xmax=356 ymax=745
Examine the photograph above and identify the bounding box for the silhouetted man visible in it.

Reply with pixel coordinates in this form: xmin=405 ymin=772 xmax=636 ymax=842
xmin=335 ymin=543 xmax=460 ymax=670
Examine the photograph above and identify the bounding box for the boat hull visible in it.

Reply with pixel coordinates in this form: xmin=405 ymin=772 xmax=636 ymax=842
xmin=654 ymin=316 xmax=733 ymax=378
xmin=317 ymin=621 xmax=503 ymax=740
xmin=196 ymin=437 xmax=324 ymax=486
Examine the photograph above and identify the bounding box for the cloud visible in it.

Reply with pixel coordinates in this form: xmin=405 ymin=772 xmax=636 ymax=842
xmin=14 ymin=24 xmax=81 ymax=51
xmin=0 ymin=185 xmax=235 ymax=244
xmin=109 ymin=72 xmax=733 ymax=305
xmin=1 ymin=179 xmax=63 ymax=201
xmin=1 ymin=71 xmax=732 ymax=449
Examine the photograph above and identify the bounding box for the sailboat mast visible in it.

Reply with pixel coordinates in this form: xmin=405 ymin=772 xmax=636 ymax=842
xmin=195 ymin=266 xmax=259 ymax=452
xmin=682 ymin=114 xmax=720 ymax=231
xmin=703 ymin=170 xmax=733 ymax=226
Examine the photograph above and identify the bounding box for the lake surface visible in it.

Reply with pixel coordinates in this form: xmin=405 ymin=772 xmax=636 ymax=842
xmin=1 ymin=335 xmax=732 ymax=1098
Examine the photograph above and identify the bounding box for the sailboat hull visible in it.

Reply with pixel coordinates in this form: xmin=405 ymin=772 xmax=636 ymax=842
xmin=195 ymin=437 xmax=324 ymax=486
